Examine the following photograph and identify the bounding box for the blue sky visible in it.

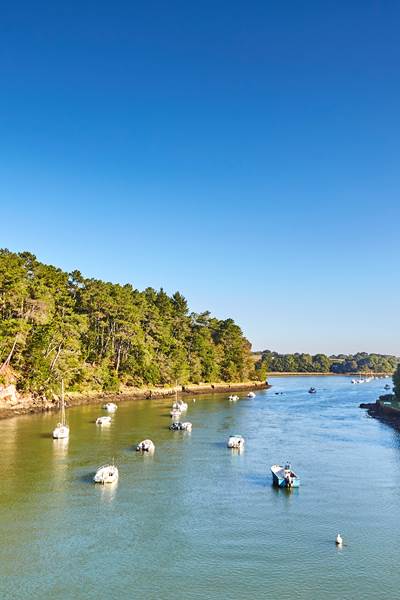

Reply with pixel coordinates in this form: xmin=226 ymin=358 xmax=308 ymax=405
xmin=1 ymin=1 xmax=399 ymax=354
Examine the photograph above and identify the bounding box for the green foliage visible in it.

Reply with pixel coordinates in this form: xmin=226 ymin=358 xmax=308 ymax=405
xmin=256 ymin=350 xmax=399 ymax=375
xmin=0 ymin=249 xmax=256 ymax=394
xmin=393 ymin=364 xmax=400 ymax=400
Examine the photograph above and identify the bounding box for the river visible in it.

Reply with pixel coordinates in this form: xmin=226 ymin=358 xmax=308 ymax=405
xmin=0 ymin=376 xmax=398 ymax=599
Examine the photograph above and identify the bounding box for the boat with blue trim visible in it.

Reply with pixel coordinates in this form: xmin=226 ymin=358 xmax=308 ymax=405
xmin=271 ymin=463 xmax=300 ymax=488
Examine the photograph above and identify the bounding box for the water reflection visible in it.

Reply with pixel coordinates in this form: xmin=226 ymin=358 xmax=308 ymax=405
xmin=52 ymin=437 xmax=69 ymax=458
xmin=98 ymin=480 xmax=118 ymax=504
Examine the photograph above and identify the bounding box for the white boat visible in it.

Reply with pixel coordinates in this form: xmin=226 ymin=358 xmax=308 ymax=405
xmin=351 ymin=379 xmax=357 ymax=384
xmin=247 ymin=392 xmax=256 ymax=398
xmin=173 ymin=400 xmax=188 ymax=411
xmin=136 ymin=439 xmax=155 ymax=452
xmin=169 ymin=421 xmax=192 ymax=431
xmin=170 ymin=408 xmax=182 ymax=418
xmin=52 ymin=380 xmax=70 ymax=439
xmin=93 ymin=464 xmax=119 ymax=484
xmin=228 ymin=395 xmax=239 ymax=401
xmin=103 ymin=402 xmax=118 ymax=413
xmin=96 ymin=416 xmax=112 ymax=425
xmin=227 ymin=435 xmax=245 ymax=449
xmin=271 ymin=463 xmax=300 ymax=488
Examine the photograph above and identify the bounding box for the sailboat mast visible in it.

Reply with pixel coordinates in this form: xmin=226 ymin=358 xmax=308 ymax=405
xmin=61 ymin=379 xmax=66 ymax=426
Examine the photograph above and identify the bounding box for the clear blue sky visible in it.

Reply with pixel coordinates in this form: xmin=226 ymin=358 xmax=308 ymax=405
xmin=1 ymin=2 xmax=399 ymax=355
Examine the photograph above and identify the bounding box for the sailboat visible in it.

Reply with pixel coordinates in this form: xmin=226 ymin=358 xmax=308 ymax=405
xmin=171 ymin=383 xmax=188 ymax=412
xmin=52 ymin=380 xmax=70 ymax=439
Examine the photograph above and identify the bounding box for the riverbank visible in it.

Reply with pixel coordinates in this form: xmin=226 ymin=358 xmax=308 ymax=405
xmin=0 ymin=380 xmax=269 ymax=420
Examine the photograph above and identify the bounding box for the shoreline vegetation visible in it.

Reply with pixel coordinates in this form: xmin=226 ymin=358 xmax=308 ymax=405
xmin=360 ymin=364 xmax=400 ymax=421
xmin=253 ymin=350 xmax=398 ymax=375
xmin=0 ymin=249 xmax=263 ymax=418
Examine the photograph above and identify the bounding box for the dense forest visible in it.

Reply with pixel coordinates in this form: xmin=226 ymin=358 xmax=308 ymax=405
xmin=254 ymin=350 xmax=398 ymax=376
xmin=393 ymin=365 xmax=400 ymax=400
xmin=0 ymin=250 xmax=256 ymax=395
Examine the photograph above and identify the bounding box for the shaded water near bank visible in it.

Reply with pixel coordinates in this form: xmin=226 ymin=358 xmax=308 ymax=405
xmin=0 ymin=376 xmax=398 ymax=599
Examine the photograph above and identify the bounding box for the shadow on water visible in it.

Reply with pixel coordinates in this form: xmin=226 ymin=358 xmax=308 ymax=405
xmin=80 ymin=472 xmax=95 ymax=484
xmin=213 ymin=441 xmax=228 ymax=449
xmin=244 ymin=473 xmax=268 ymax=488
xmin=271 ymin=485 xmax=300 ymax=496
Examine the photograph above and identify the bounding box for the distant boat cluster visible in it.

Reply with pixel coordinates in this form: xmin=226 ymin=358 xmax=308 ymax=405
xmin=351 ymin=375 xmax=390 ymax=384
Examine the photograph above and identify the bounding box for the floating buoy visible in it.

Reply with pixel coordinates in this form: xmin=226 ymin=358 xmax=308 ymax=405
xmin=336 ymin=533 xmax=343 ymax=546
xmin=193 ymin=398 xmax=196 ymax=402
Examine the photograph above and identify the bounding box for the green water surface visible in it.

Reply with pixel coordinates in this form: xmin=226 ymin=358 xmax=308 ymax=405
xmin=0 ymin=376 xmax=398 ymax=599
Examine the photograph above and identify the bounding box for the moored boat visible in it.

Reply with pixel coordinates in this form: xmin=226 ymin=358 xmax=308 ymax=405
xmin=228 ymin=394 xmax=239 ymax=401
xmin=173 ymin=400 xmax=188 ymax=411
xmin=227 ymin=435 xmax=245 ymax=449
xmin=136 ymin=439 xmax=155 ymax=452
xmin=169 ymin=421 xmax=192 ymax=431
xmin=308 ymin=387 xmax=316 ymax=394
xmin=247 ymin=392 xmax=256 ymax=398
xmin=93 ymin=464 xmax=119 ymax=484
xmin=170 ymin=408 xmax=182 ymax=418
xmin=271 ymin=463 xmax=300 ymax=488
xmin=103 ymin=402 xmax=118 ymax=413
xmin=52 ymin=380 xmax=70 ymax=439
xmin=96 ymin=416 xmax=112 ymax=425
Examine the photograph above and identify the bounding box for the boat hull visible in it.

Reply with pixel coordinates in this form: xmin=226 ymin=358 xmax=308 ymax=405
xmin=271 ymin=465 xmax=300 ymax=488
xmin=272 ymin=472 xmax=300 ymax=488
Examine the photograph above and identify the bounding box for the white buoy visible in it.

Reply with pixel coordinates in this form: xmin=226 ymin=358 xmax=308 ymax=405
xmin=336 ymin=533 xmax=343 ymax=546
xmin=193 ymin=398 xmax=196 ymax=402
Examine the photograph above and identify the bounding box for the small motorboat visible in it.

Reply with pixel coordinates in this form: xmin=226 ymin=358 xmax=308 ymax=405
xmin=384 ymin=384 xmax=391 ymax=390
xmin=103 ymin=402 xmax=118 ymax=413
xmin=228 ymin=395 xmax=239 ymax=401
xmin=169 ymin=421 xmax=192 ymax=432
xmin=271 ymin=463 xmax=300 ymax=488
xmin=247 ymin=392 xmax=256 ymax=398
xmin=96 ymin=416 xmax=112 ymax=425
xmin=93 ymin=464 xmax=119 ymax=484
xmin=227 ymin=435 xmax=245 ymax=449
xmin=351 ymin=379 xmax=357 ymax=384
xmin=308 ymin=387 xmax=316 ymax=394
xmin=136 ymin=439 xmax=155 ymax=452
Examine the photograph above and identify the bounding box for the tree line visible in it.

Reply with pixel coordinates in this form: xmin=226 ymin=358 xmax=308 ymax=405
xmin=254 ymin=350 xmax=398 ymax=377
xmin=0 ymin=250 xmax=255 ymax=395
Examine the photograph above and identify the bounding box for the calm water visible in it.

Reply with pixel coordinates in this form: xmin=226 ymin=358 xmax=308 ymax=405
xmin=0 ymin=376 xmax=399 ymax=599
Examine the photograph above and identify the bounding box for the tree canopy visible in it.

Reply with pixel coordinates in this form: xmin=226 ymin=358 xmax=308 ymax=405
xmin=0 ymin=250 xmax=256 ymax=394
xmin=255 ymin=350 xmax=398 ymax=375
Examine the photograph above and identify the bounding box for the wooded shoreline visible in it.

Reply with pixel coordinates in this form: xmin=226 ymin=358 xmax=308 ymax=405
xmin=0 ymin=380 xmax=269 ymax=420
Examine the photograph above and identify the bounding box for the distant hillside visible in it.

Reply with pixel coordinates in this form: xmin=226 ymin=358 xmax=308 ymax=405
xmin=253 ymin=350 xmax=399 ymax=375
